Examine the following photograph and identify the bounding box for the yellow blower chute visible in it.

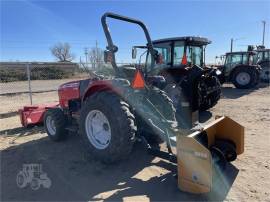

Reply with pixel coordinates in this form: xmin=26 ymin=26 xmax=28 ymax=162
xmin=177 ymin=116 xmax=244 ymax=193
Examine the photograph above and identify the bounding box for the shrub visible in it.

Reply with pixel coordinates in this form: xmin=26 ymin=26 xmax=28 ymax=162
xmin=30 ymin=67 xmax=70 ymax=80
xmin=95 ymin=66 xmax=114 ymax=77
xmin=0 ymin=67 xmax=71 ymax=82
xmin=0 ymin=70 xmax=27 ymax=82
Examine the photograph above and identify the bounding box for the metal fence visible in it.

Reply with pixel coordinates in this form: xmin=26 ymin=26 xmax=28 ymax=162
xmin=0 ymin=61 xmax=137 ymax=116
xmin=0 ymin=62 xmax=89 ymax=116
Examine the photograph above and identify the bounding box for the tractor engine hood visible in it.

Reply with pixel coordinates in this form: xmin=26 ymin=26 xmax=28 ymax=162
xmin=58 ymin=80 xmax=80 ymax=91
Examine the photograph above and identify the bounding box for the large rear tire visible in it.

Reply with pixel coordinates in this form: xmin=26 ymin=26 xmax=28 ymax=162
xmin=232 ymin=67 xmax=256 ymax=89
xmin=44 ymin=108 xmax=67 ymax=141
xmin=198 ymin=75 xmax=221 ymax=111
xmin=80 ymin=91 xmax=137 ymax=163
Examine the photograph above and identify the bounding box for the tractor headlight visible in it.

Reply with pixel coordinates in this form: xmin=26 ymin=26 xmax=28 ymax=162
xmin=215 ymin=69 xmax=222 ymax=75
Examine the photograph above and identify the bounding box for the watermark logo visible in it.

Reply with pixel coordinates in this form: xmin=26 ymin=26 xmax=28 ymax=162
xmin=16 ymin=164 xmax=51 ymax=190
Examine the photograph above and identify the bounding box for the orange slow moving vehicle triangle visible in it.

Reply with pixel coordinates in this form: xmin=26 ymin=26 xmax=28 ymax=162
xmin=132 ymin=70 xmax=145 ymax=89
xmin=181 ymin=53 xmax=188 ymax=65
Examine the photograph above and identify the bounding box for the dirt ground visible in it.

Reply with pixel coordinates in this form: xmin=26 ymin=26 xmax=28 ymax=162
xmin=0 ymin=91 xmax=59 ymax=115
xmin=0 ymin=76 xmax=89 ymax=95
xmin=0 ymin=77 xmax=88 ymax=114
xmin=0 ymin=83 xmax=269 ymax=201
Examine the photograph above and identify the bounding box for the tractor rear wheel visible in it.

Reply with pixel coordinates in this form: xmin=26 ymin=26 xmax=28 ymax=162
xmin=137 ymin=88 xmax=176 ymax=143
xmin=44 ymin=108 xmax=67 ymax=141
xmin=80 ymin=91 xmax=137 ymax=163
xmin=232 ymin=67 xmax=255 ymax=89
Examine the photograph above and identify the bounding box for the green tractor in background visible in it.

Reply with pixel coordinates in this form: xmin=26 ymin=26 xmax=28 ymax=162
xmin=216 ymin=49 xmax=260 ymax=89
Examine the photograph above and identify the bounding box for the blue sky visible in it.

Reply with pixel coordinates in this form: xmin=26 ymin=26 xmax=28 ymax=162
xmin=1 ymin=0 xmax=270 ymax=63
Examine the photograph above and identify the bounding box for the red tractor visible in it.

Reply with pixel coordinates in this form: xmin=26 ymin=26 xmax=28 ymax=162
xmin=43 ymin=13 xmax=179 ymax=163
xmin=19 ymin=12 xmax=245 ymax=194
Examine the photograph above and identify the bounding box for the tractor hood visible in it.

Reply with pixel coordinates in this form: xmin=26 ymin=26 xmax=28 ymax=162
xmin=58 ymin=80 xmax=80 ymax=91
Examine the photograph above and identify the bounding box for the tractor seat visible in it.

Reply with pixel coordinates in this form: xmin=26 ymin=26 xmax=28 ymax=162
xmin=79 ymin=79 xmax=91 ymax=96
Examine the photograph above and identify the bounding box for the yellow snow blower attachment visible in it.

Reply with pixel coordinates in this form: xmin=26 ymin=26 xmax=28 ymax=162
xmin=177 ymin=116 xmax=244 ymax=193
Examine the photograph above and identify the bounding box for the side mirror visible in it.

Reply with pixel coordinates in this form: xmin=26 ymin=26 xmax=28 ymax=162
xmin=132 ymin=47 xmax=137 ymax=59
xmin=104 ymin=50 xmax=113 ymax=63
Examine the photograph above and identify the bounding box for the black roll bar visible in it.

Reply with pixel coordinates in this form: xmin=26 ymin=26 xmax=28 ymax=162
xmin=101 ymin=12 xmax=155 ymax=72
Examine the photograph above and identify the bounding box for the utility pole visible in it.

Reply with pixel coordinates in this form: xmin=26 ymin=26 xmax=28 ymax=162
xmin=230 ymin=37 xmax=245 ymax=53
xmin=215 ymin=56 xmax=218 ymax=65
xmin=262 ymin=20 xmax=266 ymax=46
xmin=230 ymin=38 xmax=233 ymax=53
xmin=26 ymin=63 xmax=32 ymax=105
xmin=84 ymin=48 xmax=88 ymax=67
xmin=95 ymin=40 xmax=98 ymax=69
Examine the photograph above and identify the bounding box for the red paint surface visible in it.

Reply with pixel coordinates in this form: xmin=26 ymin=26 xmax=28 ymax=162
xmin=19 ymin=103 xmax=58 ymax=127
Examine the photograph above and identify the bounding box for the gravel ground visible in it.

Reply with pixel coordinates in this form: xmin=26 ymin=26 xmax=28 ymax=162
xmin=0 ymin=83 xmax=269 ymax=201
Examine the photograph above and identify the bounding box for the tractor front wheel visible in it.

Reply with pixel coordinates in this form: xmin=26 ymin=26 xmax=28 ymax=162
xmin=80 ymin=91 xmax=137 ymax=163
xmin=44 ymin=108 xmax=67 ymax=141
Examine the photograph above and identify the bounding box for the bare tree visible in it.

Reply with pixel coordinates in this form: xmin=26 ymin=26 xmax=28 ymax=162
xmin=88 ymin=47 xmax=104 ymax=69
xmin=51 ymin=42 xmax=74 ymax=62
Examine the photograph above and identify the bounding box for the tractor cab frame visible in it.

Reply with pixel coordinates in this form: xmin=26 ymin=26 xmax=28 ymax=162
xmin=255 ymin=47 xmax=270 ymax=63
xmin=146 ymin=36 xmax=211 ymax=70
xmin=254 ymin=47 xmax=270 ymax=82
xmin=223 ymin=51 xmax=256 ymax=76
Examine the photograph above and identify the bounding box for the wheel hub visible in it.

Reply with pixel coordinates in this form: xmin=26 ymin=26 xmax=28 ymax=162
xmin=85 ymin=110 xmax=111 ymax=150
xmin=236 ymin=72 xmax=251 ymax=86
xmin=46 ymin=116 xmax=56 ymax=136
